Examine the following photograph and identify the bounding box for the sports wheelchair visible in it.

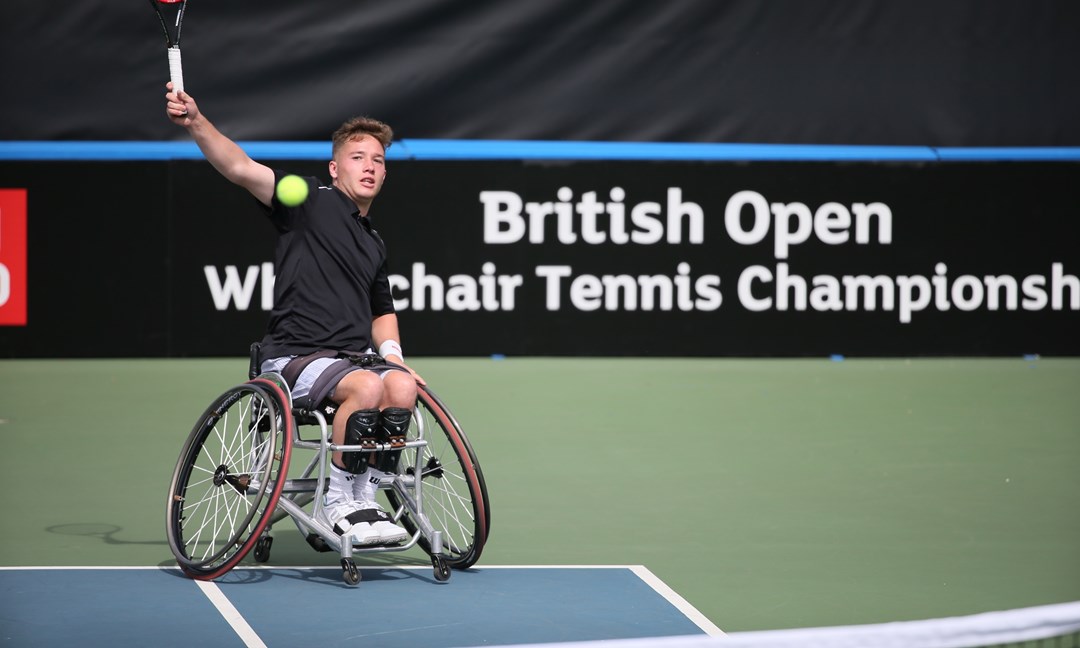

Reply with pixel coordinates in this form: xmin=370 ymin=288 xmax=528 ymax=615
xmin=166 ymin=345 xmax=490 ymax=586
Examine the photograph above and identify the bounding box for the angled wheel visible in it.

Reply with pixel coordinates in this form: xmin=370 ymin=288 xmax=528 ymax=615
xmin=386 ymin=385 xmax=489 ymax=570
xmin=432 ymin=554 xmax=451 ymax=582
xmin=341 ymin=558 xmax=361 ymax=586
xmin=253 ymin=535 xmax=273 ymax=563
xmin=166 ymin=379 xmax=294 ymax=579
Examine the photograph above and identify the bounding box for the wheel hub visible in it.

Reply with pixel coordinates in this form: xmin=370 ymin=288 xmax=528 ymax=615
xmin=212 ymin=465 xmax=251 ymax=493
xmin=425 ymin=456 xmax=444 ymax=479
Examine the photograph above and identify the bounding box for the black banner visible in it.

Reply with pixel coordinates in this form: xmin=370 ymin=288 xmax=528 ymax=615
xmin=2 ymin=0 xmax=1079 ymax=146
xmin=2 ymin=159 xmax=1077 ymax=357
xmin=0 ymin=162 xmax=171 ymax=357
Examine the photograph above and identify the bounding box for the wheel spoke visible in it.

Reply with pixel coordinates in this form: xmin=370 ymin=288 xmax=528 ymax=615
xmin=168 ymin=382 xmax=291 ymax=576
xmin=386 ymin=388 xmax=487 ymax=569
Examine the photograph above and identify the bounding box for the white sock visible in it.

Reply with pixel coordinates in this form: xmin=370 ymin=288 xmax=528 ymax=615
xmin=327 ymin=463 xmax=356 ymax=506
xmin=353 ymin=468 xmax=392 ymax=504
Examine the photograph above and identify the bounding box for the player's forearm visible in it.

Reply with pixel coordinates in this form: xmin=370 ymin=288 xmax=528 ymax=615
xmin=185 ymin=114 xmax=246 ymax=177
xmin=186 ymin=115 xmax=274 ymax=205
xmin=372 ymin=314 xmax=403 ymax=359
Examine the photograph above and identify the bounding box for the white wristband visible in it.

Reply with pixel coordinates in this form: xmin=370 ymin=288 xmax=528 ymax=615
xmin=379 ymin=340 xmax=403 ymax=360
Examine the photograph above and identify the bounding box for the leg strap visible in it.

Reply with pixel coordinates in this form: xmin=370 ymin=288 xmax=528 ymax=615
xmin=280 ymin=349 xmax=338 ymax=389
xmin=281 ymin=350 xmax=411 ymax=411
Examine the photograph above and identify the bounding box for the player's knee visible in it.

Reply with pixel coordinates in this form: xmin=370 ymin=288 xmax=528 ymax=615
xmin=383 ymin=370 xmax=417 ymax=405
xmin=332 ymin=370 xmax=381 ymax=406
xmin=343 ymin=408 xmax=380 ymax=474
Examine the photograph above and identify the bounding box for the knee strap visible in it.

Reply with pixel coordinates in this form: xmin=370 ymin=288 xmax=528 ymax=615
xmin=343 ymin=408 xmax=380 ymax=474
xmin=377 ymin=407 xmax=412 ymax=472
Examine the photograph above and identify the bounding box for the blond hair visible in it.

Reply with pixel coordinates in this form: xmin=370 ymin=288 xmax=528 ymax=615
xmin=331 ymin=116 xmax=393 ymax=156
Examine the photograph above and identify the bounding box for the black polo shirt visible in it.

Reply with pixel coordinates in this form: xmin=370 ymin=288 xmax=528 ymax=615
xmin=258 ymin=170 xmax=395 ymax=359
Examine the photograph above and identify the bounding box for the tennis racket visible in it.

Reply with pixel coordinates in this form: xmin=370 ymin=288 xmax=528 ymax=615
xmin=149 ymin=0 xmax=188 ymax=94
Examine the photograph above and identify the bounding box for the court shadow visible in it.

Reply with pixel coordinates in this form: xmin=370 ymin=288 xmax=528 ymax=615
xmin=155 ymin=564 xmax=281 ymax=584
xmin=207 ymin=564 xmax=449 ymax=589
xmin=45 ymin=523 xmax=169 ymax=547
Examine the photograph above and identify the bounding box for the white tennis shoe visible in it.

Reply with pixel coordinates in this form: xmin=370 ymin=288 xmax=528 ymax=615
xmin=319 ymin=498 xmax=382 ymax=546
xmin=351 ymin=469 xmax=409 ymax=544
xmin=321 ymin=486 xmax=408 ymax=545
xmin=369 ymin=514 xmax=409 ymax=544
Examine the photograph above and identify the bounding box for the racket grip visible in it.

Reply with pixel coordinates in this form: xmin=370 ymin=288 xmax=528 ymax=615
xmin=168 ymin=46 xmax=184 ymax=94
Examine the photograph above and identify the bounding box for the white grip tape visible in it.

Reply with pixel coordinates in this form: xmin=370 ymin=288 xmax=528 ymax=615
xmin=168 ymin=46 xmax=184 ymax=94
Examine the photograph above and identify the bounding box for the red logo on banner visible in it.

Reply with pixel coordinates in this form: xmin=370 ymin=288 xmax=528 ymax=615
xmin=0 ymin=189 xmax=28 ymax=326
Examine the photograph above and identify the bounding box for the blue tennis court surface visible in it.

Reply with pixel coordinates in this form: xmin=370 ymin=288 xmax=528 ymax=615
xmin=0 ymin=566 xmax=718 ymax=647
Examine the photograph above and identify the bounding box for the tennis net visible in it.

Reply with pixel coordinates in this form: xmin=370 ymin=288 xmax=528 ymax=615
xmin=488 ymin=601 xmax=1080 ymax=648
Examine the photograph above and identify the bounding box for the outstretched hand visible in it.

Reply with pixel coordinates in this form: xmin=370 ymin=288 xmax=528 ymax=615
xmin=391 ymin=358 xmax=426 ymax=386
xmin=165 ymin=82 xmax=197 ymax=126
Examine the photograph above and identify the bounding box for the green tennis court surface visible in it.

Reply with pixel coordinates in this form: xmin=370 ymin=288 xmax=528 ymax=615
xmin=1 ymin=357 xmax=1078 ymax=634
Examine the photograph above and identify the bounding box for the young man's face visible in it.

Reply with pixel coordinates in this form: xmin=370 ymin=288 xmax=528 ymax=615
xmin=329 ymin=134 xmax=387 ymax=214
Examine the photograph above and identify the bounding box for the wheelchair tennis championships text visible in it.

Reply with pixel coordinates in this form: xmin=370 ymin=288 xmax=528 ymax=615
xmin=203 ymin=188 xmax=1079 ymax=323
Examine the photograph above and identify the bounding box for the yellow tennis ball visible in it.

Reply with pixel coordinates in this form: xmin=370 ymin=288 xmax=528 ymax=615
xmin=276 ymin=174 xmax=309 ymax=206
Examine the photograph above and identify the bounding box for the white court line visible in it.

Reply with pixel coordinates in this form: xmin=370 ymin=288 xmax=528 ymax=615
xmin=629 ymin=565 xmax=725 ymax=637
xmin=0 ymin=567 xmax=268 ymax=646
xmin=1 ymin=565 xmax=724 ymax=638
xmin=194 ymin=579 xmax=268 ymax=648
xmin=477 ymin=564 xmax=725 ymax=636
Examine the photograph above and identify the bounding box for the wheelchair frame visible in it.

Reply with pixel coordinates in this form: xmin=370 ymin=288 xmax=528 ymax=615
xmin=165 ymin=359 xmax=489 ymax=586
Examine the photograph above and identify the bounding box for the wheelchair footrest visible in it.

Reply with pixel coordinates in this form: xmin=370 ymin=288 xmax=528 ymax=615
xmin=305 ymin=533 xmax=334 ymax=553
xmin=281 ymin=478 xmax=327 ymax=493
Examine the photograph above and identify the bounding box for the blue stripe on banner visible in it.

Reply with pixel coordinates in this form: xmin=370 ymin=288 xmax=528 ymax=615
xmin=933 ymin=147 xmax=1080 ymax=161
xmin=1 ymin=140 xmax=1078 ymax=162
xmin=399 ymin=140 xmax=942 ymax=161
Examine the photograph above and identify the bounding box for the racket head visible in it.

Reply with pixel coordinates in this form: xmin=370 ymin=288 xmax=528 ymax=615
xmin=149 ymin=0 xmax=186 ymax=48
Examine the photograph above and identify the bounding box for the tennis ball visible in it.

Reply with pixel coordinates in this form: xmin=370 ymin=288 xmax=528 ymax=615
xmin=276 ymin=174 xmax=309 ymax=206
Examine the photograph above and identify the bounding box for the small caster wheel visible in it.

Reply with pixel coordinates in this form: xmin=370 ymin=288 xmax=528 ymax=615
xmin=341 ymin=558 xmax=361 ymax=586
xmin=432 ymin=555 xmax=451 ymax=582
xmin=254 ymin=536 xmax=273 ymax=563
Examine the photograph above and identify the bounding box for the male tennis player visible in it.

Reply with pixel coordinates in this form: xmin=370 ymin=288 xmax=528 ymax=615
xmin=165 ymin=83 xmax=423 ymax=546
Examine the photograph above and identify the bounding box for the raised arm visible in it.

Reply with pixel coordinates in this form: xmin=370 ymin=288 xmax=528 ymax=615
xmin=165 ymin=83 xmax=276 ymax=206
